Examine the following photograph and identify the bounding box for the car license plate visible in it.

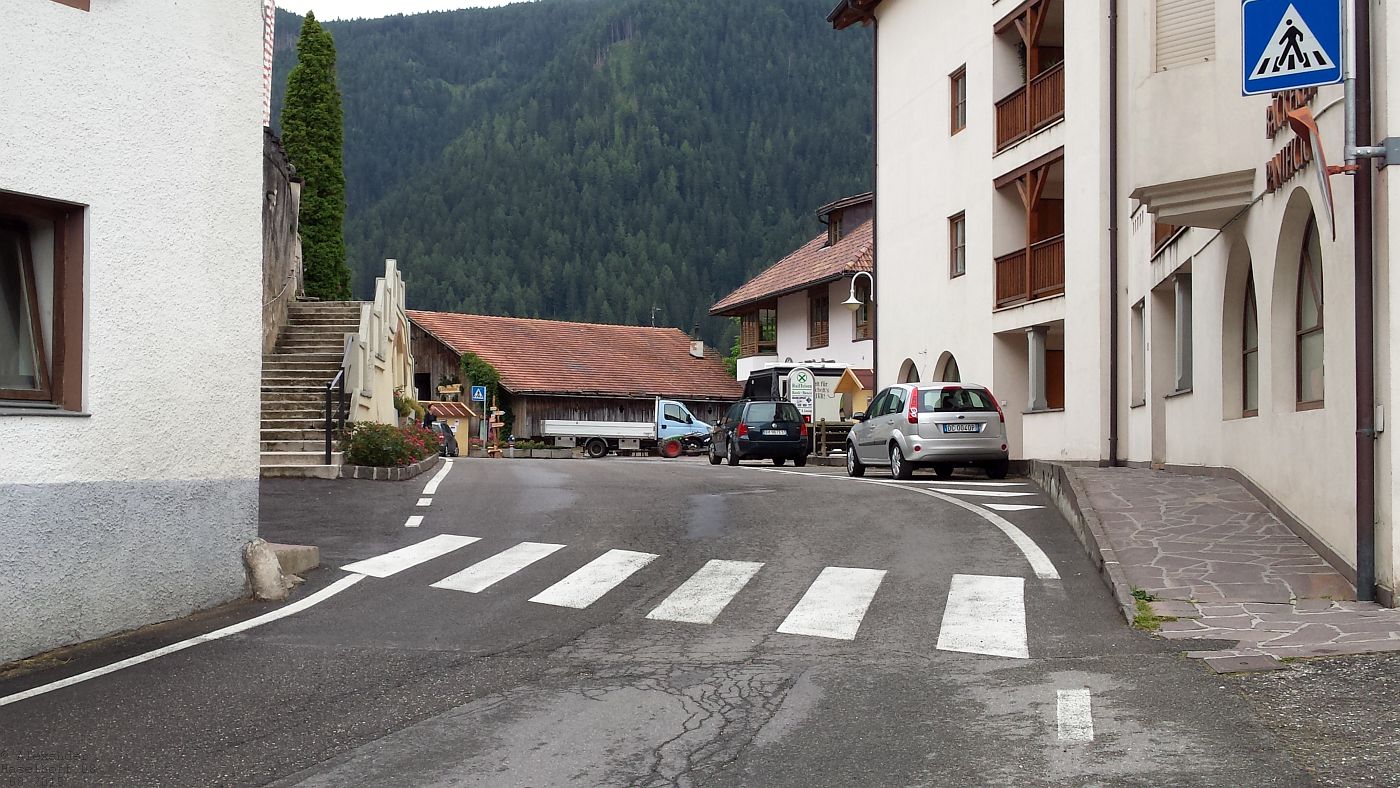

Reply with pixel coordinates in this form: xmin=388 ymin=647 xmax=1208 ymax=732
xmin=942 ymin=423 xmax=981 ymax=433
xmin=762 ymin=429 xmax=786 ymax=436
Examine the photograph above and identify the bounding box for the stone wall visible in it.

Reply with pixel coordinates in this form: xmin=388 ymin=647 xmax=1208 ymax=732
xmin=262 ymin=128 xmax=302 ymax=354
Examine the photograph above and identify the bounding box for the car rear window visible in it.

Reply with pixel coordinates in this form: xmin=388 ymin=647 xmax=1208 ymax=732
xmin=746 ymin=402 xmax=801 ymax=422
xmin=919 ymin=387 xmax=998 ymax=413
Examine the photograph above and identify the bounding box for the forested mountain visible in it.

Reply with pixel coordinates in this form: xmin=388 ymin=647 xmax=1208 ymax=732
xmin=271 ymin=0 xmax=871 ymax=346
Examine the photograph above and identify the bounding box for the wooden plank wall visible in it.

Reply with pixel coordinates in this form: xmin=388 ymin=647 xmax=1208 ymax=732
xmin=515 ymin=395 xmax=735 ymax=438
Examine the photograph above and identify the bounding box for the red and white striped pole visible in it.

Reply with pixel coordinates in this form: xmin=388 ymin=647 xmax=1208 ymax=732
xmin=262 ymin=0 xmax=276 ymax=127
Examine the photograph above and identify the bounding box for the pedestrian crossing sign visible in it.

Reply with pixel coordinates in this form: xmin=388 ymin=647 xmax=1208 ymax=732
xmin=1242 ymin=0 xmax=1343 ymax=95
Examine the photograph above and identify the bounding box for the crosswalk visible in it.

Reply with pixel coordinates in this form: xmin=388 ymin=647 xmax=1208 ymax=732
xmin=340 ymin=536 xmax=1038 ymax=658
xmin=866 ymin=479 xmax=1048 ymax=513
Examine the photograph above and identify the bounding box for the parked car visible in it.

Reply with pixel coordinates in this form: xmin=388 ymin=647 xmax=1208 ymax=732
xmin=845 ymin=383 xmax=1008 ymax=480
xmin=709 ymin=400 xmax=809 ymax=467
xmin=430 ymin=420 xmax=460 ymax=457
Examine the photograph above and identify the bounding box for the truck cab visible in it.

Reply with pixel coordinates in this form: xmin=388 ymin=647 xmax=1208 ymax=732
xmin=657 ymin=399 xmax=710 ymax=440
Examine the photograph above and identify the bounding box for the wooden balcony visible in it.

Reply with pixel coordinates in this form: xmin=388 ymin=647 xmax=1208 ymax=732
xmin=994 ymin=234 xmax=1065 ymax=307
xmin=994 ymin=62 xmax=1066 ymax=152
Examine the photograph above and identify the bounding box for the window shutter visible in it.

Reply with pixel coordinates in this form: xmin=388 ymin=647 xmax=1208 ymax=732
xmin=1155 ymin=0 xmax=1214 ymax=72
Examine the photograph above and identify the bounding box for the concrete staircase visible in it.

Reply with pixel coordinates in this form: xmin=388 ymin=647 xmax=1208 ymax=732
xmin=260 ymin=301 xmax=364 ymax=479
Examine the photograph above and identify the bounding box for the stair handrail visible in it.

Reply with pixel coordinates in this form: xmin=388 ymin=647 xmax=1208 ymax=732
xmin=324 ymin=332 xmax=354 ymax=465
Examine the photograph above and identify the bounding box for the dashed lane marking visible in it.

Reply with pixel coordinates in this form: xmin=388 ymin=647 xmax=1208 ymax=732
xmin=936 ymin=573 xmax=1029 ymax=659
xmin=983 ymin=504 xmax=1045 ymax=513
xmin=529 ymin=549 xmax=659 ymax=609
xmin=404 ymin=515 xmax=424 ymax=528
xmin=431 ymin=542 xmax=567 ymax=594
xmin=776 ymin=566 xmax=887 ymax=640
xmin=926 ymin=488 xmax=1037 ymax=498
xmin=341 ymin=534 xmax=480 ymax=578
xmin=0 ymin=574 xmax=366 ymax=709
xmin=1057 ymin=689 xmax=1095 ymax=741
xmin=416 ymin=498 xmax=433 ymax=507
xmin=646 ymin=559 xmax=765 ymax=625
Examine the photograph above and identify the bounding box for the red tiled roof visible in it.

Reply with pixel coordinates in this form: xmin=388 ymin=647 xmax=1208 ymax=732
xmin=853 ymin=368 xmax=874 ymax=390
xmin=710 ymin=219 xmax=872 ymax=315
xmin=408 ymin=311 xmax=743 ymax=401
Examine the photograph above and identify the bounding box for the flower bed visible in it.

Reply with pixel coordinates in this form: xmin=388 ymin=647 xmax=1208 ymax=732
xmin=341 ymin=422 xmax=442 ymax=467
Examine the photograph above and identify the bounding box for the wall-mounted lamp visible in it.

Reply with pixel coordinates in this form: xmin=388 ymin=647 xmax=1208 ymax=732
xmin=842 ymin=270 xmax=874 ymax=313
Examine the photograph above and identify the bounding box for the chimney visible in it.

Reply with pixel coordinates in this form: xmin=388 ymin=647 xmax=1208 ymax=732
xmin=690 ymin=340 xmax=705 ymax=359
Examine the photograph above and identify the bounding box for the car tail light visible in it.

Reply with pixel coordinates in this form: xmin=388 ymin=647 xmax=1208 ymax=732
xmin=907 ymin=387 xmax=919 ymax=424
xmin=803 ymin=414 xmax=812 ymax=423
xmin=737 ymin=422 xmax=748 ymax=438
xmin=799 ymin=421 xmax=809 ymax=438
xmin=990 ymin=391 xmax=1006 ymax=423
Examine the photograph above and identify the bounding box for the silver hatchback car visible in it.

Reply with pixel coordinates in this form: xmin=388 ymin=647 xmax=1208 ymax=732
xmin=846 ymin=383 xmax=1009 ymax=480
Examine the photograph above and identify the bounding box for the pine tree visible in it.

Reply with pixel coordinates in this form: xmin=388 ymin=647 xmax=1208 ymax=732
xmin=281 ymin=12 xmax=351 ymax=301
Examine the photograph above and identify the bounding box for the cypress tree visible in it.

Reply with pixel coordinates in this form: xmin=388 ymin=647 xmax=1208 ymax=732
xmin=281 ymin=12 xmax=352 ymax=301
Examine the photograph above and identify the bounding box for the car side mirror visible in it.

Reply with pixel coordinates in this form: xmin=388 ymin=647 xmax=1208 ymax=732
xmin=853 ymin=412 xmax=868 ymax=422
xmin=685 ymin=415 xmax=693 ymax=424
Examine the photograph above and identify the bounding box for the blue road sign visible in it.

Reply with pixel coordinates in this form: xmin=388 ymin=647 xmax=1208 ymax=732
xmin=1243 ymin=0 xmax=1343 ymax=95
xmin=470 ymin=385 xmax=487 ymax=402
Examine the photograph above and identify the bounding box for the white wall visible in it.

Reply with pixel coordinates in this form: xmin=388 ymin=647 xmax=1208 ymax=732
xmin=736 ymin=277 xmax=874 ymax=380
xmin=0 ymin=1 xmax=264 ymax=660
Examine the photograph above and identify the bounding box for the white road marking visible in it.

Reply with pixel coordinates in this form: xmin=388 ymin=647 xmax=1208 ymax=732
xmin=416 ymin=497 xmax=433 ymax=507
xmin=776 ymin=566 xmax=886 ymax=640
xmin=529 ymin=549 xmax=659 ymax=609
xmin=422 ymin=459 xmax=453 ymax=496
xmin=0 ymin=574 xmax=366 ymax=708
xmin=897 ymin=480 xmax=1029 ymax=487
xmin=646 ymin=560 xmax=765 ymax=624
xmin=1057 ymin=689 xmax=1095 ymax=741
xmin=404 ymin=515 xmax=424 ymax=528
xmin=432 ymin=542 xmax=567 ymax=593
xmin=984 ymin=504 xmax=1044 ymax=512
xmin=926 ymin=488 xmax=1037 ymax=498
xmin=340 ymin=534 xmax=479 ymax=578
xmin=936 ymin=574 xmax=1029 ymax=659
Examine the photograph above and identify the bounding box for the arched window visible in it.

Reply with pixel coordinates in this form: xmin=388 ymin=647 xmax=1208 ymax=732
xmin=943 ymin=355 xmax=961 ymax=382
xmin=1242 ymin=272 xmax=1258 ymax=416
xmin=898 ymin=358 xmax=920 ymax=383
xmin=1296 ymin=218 xmax=1324 ymax=406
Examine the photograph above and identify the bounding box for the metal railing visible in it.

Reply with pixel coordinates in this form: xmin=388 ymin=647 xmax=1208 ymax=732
xmin=323 ymin=334 xmax=353 ymax=465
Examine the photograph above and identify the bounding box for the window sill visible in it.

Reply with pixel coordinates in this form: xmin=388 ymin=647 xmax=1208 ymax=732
xmin=1129 ymin=399 xmax=1146 ymax=409
xmin=1296 ymin=400 xmax=1325 ymax=411
xmin=0 ymin=406 xmax=90 ymax=417
xmin=950 ymin=271 xmax=966 ymax=280
xmin=1165 ymin=388 xmax=1193 ymax=399
xmin=852 ymin=336 xmax=873 ymax=343
xmin=808 ymin=343 xmax=829 ymax=351
xmin=1022 ymin=407 xmax=1065 ymax=415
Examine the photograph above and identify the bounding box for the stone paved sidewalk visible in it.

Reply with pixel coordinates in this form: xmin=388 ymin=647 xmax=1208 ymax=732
xmin=1070 ymin=467 xmax=1400 ymax=661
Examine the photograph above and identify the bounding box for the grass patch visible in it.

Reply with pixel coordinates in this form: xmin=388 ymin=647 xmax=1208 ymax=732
xmin=1129 ymin=586 xmax=1178 ymax=631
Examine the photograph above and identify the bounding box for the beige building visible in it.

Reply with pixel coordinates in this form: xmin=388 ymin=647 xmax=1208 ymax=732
xmin=831 ymin=0 xmax=1400 ymax=603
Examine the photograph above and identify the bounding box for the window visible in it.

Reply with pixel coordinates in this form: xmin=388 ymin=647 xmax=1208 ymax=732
xmin=1154 ymin=0 xmax=1215 ymax=72
xmin=887 ymin=388 xmax=907 ymax=415
xmin=808 ymin=289 xmax=829 ymax=348
xmin=920 ymin=386 xmax=997 ymax=412
xmin=828 ymin=216 xmax=842 ymax=247
xmin=949 ymin=212 xmax=966 ymax=278
xmin=1152 ymin=221 xmax=1179 ymax=255
xmin=1174 ymin=274 xmax=1193 ymax=392
xmin=853 ymin=276 xmax=873 ymax=340
xmin=0 ymin=222 xmax=49 ymax=400
xmin=1243 ymin=272 xmax=1259 ymax=416
xmin=0 ymin=192 xmax=84 ymax=411
xmin=739 ymin=303 xmax=778 ymax=357
xmin=663 ymin=403 xmax=686 ymax=423
xmin=950 ymin=66 xmax=967 ymax=134
xmin=1297 ymin=218 xmax=1324 ymax=407
xmin=1130 ymin=300 xmax=1146 ymax=406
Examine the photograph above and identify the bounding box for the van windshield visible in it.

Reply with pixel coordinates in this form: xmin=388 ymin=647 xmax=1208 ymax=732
xmin=918 ymin=387 xmax=998 ymax=413
xmin=746 ymin=402 xmax=801 ymax=423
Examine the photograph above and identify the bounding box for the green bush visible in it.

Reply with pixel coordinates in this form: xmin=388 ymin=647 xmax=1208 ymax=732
xmin=342 ymin=422 xmax=441 ymax=467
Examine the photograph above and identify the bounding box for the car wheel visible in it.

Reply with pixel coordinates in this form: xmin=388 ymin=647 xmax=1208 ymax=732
xmin=727 ymin=440 xmax=741 ymax=466
xmin=986 ymin=459 xmax=1010 ymax=480
xmin=772 ymin=458 xmax=787 ymax=467
xmin=890 ymin=444 xmax=913 ymax=480
xmin=660 ymin=439 xmax=684 ymax=459
xmin=794 ymin=455 xmax=808 ymax=468
xmin=934 ymin=463 xmax=954 ymax=480
xmin=585 ymin=438 xmax=608 ymax=459
xmin=708 ymin=442 xmax=723 ymax=465
xmin=846 ymin=443 xmax=866 ymax=477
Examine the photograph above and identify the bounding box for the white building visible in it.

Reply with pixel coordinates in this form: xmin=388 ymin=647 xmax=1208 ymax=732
xmin=0 ymin=1 xmax=265 ymax=661
xmin=831 ymin=0 xmax=1400 ymax=603
xmin=712 ymin=193 xmax=875 ymax=401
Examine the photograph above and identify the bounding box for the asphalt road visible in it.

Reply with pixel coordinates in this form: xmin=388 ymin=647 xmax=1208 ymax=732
xmin=0 ymin=457 xmax=1317 ymax=787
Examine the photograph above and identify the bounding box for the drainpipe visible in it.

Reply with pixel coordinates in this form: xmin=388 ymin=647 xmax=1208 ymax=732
xmin=1106 ymin=0 xmax=1121 ymax=466
xmin=1348 ymin=0 xmax=1377 ymax=601
xmin=871 ymin=14 xmax=879 ymax=389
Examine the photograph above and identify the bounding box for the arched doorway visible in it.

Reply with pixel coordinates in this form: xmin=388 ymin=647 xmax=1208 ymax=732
xmin=897 ymin=358 xmax=920 ymax=383
xmin=935 ymin=352 xmax=961 ymax=382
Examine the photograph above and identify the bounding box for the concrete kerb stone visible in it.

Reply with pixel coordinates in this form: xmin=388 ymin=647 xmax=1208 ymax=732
xmin=265 ymin=542 xmax=320 ymax=576
xmin=339 ymin=454 xmax=441 ymax=481
xmin=1028 ymin=460 xmax=1140 ymax=626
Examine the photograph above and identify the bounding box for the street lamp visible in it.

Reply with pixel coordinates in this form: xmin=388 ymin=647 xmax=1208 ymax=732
xmin=842 ymin=270 xmax=874 ymax=312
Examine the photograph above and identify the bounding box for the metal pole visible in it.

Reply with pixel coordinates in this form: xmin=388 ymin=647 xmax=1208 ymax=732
xmin=324 ymin=382 xmax=333 ymax=466
xmin=1349 ymin=0 xmax=1376 ymax=601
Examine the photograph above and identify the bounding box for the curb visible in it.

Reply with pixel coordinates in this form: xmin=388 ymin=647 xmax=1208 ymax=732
xmin=1027 ymin=460 xmax=1139 ymax=625
xmin=340 ymin=454 xmax=442 ymax=481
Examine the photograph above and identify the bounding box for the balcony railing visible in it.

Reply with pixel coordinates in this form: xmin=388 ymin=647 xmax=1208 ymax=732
xmin=994 ymin=61 xmax=1066 ymax=152
xmin=994 ymin=234 xmax=1065 ymax=307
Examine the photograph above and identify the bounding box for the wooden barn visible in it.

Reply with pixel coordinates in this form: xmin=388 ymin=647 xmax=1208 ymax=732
xmin=408 ymin=311 xmax=743 ymax=438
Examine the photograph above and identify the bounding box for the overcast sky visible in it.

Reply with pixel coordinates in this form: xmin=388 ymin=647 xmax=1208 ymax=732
xmin=276 ymin=0 xmax=533 ymax=21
